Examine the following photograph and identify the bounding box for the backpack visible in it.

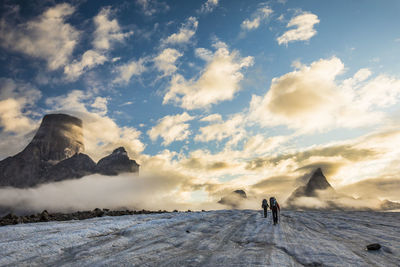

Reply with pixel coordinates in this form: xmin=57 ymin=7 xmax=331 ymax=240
xmin=262 ymin=199 xmax=268 ymax=207
xmin=270 ymin=197 xmax=277 ymax=207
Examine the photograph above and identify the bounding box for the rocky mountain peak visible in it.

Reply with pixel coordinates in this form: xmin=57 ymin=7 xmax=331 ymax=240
xmin=26 ymin=113 xmax=84 ymax=162
xmin=304 ymin=168 xmax=332 ymax=195
xmin=96 ymin=146 xmax=139 ymax=175
xmin=0 ymin=114 xmax=139 ymax=188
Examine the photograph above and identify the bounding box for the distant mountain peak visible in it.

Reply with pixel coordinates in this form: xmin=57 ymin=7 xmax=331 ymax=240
xmin=304 ymin=168 xmax=332 ymax=194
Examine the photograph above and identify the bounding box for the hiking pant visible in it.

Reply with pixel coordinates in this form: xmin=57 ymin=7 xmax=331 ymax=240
xmin=272 ymin=207 xmax=278 ymax=224
xmin=263 ymin=208 xmax=268 ymax=218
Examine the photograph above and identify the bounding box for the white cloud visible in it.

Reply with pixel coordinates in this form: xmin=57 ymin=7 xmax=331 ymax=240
xmin=0 ymin=78 xmax=41 ymax=134
xmin=277 ymin=12 xmax=319 ymax=45
xmin=249 ymin=57 xmax=400 ymax=133
xmin=92 ymin=7 xmax=133 ymax=51
xmin=163 ymin=17 xmax=198 ymax=45
xmin=64 ymin=50 xmax=107 ymax=81
xmin=195 ymin=114 xmax=245 ymax=146
xmin=241 ymin=4 xmax=273 ymax=31
xmin=200 ymin=114 xmax=222 ymax=122
xmin=163 ymin=42 xmax=254 ymax=110
xmin=148 ymin=112 xmax=195 ymax=146
xmin=195 ymin=48 xmax=213 ymax=61
xmin=199 ymin=0 xmax=219 ymax=14
xmin=154 ymin=48 xmax=183 ymax=76
xmin=136 ymin=0 xmax=170 ymax=16
xmin=0 ymin=78 xmax=42 ymax=159
xmin=0 ymin=3 xmax=79 ymax=70
xmin=45 ymin=90 xmax=145 ymax=161
xmin=113 ymin=58 xmax=147 ymax=84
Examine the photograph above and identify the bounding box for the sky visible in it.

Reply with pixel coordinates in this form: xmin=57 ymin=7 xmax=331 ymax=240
xmin=0 ymin=0 xmax=400 ymax=208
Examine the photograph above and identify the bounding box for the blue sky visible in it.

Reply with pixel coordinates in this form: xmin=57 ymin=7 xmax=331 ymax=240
xmin=1 ymin=0 xmax=400 ymax=205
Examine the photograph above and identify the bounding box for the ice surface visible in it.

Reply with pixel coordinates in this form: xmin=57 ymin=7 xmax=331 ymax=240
xmin=0 ymin=210 xmax=399 ymax=266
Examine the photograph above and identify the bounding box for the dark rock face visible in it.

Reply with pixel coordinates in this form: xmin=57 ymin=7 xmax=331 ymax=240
xmin=0 ymin=114 xmax=84 ymax=187
xmin=290 ymin=168 xmax=333 ymax=199
xmin=43 ymin=153 xmax=97 ymax=182
xmin=218 ymin=189 xmax=247 ymax=208
xmin=0 ymin=114 xmax=139 ymax=188
xmin=96 ymin=147 xmax=139 ymax=175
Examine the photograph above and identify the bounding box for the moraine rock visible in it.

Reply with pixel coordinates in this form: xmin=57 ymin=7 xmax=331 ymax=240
xmin=96 ymin=147 xmax=139 ymax=175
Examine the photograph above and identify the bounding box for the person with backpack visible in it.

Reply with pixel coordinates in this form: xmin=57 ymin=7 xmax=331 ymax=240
xmin=261 ymin=199 xmax=269 ymax=218
xmin=269 ymin=197 xmax=280 ymax=225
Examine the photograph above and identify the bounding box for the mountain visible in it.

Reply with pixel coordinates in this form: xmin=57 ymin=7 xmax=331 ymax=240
xmin=0 ymin=114 xmax=139 ymax=188
xmin=218 ymin=189 xmax=247 ymax=208
xmin=290 ymin=168 xmax=333 ymax=199
xmin=96 ymin=147 xmax=139 ymax=175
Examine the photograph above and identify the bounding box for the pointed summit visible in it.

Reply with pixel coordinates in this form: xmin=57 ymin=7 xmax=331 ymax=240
xmin=304 ymin=168 xmax=332 ymax=196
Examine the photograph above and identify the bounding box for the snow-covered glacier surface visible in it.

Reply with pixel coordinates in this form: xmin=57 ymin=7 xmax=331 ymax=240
xmin=0 ymin=210 xmax=399 ymax=266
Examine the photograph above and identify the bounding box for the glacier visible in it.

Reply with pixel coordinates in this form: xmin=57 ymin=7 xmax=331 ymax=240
xmin=0 ymin=210 xmax=399 ymax=266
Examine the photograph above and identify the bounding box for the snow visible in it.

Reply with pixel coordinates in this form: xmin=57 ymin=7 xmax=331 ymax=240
xmin=0 ymin=210 xmax=399 ymax=266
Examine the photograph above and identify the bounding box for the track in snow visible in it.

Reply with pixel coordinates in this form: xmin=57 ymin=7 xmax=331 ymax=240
xmin=0 ymin=210 xmax=399 ymax=266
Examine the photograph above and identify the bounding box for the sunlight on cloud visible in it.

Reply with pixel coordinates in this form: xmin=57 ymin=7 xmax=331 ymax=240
xmin=148 ymin=112 xmax=195 ymax=146
xmin=0 ymin=3 xmax=79 ymax=70
xmin=162 ymin=17 xmax=198 ymax=45
xmin=113 ymin=58 xmax=147 ymax=84
xmin=277 ymin=12 xmax=319 ymax=45
xmin=195 ymin=114 xmax=246 ymax=147
xmin=241 ymin=4 xmax=273 ymax=31
xmin=249 ymin=56 xmax=400 ymax=133
xmin=93 ymin=7 xmax=133 ymax=51
xmin=163 ymin=42 xmax=254 ymax=109
xmin=45 ymin=90 xmax=145 ymax=161
xmin=154 ymin=48 xmax=183 ymax=77
xmin=64 ymin=50 xmax=107 ymax=81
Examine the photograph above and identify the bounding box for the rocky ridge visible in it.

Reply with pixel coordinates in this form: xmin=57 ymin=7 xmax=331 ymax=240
xmin=0 ymin=114 xmax=139 ymax=188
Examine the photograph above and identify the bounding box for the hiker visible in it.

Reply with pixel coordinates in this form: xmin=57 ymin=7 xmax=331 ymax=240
xmin=270 ymin=197 xmax=280 ymax=225
xmin=261 ymin=199 xmax=269 ymax=218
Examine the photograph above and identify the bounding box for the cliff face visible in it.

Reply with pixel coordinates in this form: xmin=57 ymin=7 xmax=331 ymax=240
xmin=0 ymin=114 xmax=139 ymax=188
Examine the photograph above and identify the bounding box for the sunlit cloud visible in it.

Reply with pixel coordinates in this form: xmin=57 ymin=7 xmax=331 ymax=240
xmin=113 ymin=58 xmax=147 ymax=85
xmin=241 ymin=3 xmax=273 ymax=31
xmin=148 ymin=112 xmax=195 ymax=146
xmin=92 ymin=7 xmax=133 ymax=51
xmin=0 ymin=3 xmax=79 ymax=70
xmin=249 ymin=56 xmax=400 ymax=133
xmin=154 ymin=48 xmax=183 ymax=77
xmin=163 ymin=42 xmax=254 ymax=110
xmin=162 ymin=17 xmax=198 ymax=45
xmin=277 ymin=12 xmax=319 ymax=45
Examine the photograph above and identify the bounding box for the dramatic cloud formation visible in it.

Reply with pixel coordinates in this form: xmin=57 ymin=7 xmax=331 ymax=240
xmin=163 ymin=42 xmax=254 ymax=109
xmin=148 ymin=112 xmax=195 ymax=146
xmin=277 ymin=12 xmax=320 ymax=45
xmin=241 ymin=4 xmax=273 ymax=31
xmin=249 ymin=56 xmax=400 ymax=133
xmin=163 ymin=17 xmax=198 ymax=45
xmin=0 ymin=3 xmax=79 ymax=70
xmin=45 ymin=90 xmax=145 ymax=161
